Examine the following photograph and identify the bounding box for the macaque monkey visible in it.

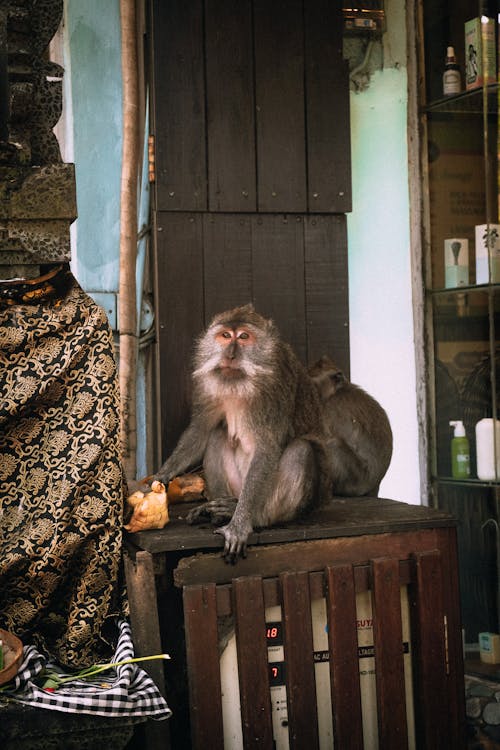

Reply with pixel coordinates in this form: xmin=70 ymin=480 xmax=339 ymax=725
xmin=153 ymin=304 xmax=329 ymax=562
xmin=308 ymin=355 xmax=393 ymax=497
xmin=154 ymin=308 xmax=393 ymax=562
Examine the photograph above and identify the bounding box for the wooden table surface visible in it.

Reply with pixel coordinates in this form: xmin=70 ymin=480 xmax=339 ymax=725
xmin=125 ymin=495 xmax=457 ymax=555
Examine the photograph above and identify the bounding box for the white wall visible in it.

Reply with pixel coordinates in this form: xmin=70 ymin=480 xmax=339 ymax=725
xmin=348 ymin=4 xmax=421 ymax=504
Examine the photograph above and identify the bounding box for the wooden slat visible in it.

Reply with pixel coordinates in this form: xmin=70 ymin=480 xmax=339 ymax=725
xmin=304 ymin=0 xmax=351 ymax=213
xmin=156 ymin=212 xmax=204 ymax=455
xmin=202 ymin=214 xmax=253 ymax=319
xmin=123 ymin=550 xmax=166 ymax=696
xmin=123 ymin=550 xmax=171 ymax=750
xmin=253 ymin=0 xmax=306 ymax=212
xmin=205 ymin=0 xmax=256 ymax=211
xmin=326 ymin=564 xmax=363 ymax=750
xmin=281 ymin=571 xmax=319 ymax=749
xmin=183 ymin=584 xmax=224 ymax=749
xmin=215 ymin=560 xmax=414 ymax=617
xmin=304 ymin=215 xmax=349 ymax=375
xmin=173 ymin=528 xmax=447 ymax=587
xmin=409 ymin=550 xmax=447 ymax=749
xmin=252 ymin=214 xmax=307 ymax=363
xmin=232 ymin=577 xmax=274 ymax=748
xmin=371 ymin=557 xmax=408 ymax=749
xmin=439 ymin=528 xmax=467 ymax=749
xmin=152 ymin=0 xmax=206 ymax=211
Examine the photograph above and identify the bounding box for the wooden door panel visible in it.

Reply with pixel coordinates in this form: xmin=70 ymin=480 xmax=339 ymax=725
xmin=152 ymin=0 xmax=207 ymax=211
xmin=251 ymin=214 xmax=307 ymax=363
xmin=253 ymin=0 xmax=307 ymax=213
xmin=205 ymin=0 xmax=256 ymax=212
xmin=156 ymin=211 xmax=348 ymax=449
xmin=155 ymin=213 xmax=205 ymax=456
xmin=305 ymin=0 xmax=351 ymax=213
xmin=203 ymin=213 xmax=253 ymax=318
xmin=151 ymin=0 xmax=351 ymax=455
xmin=305 ymin=214 xmax=349 ymax=374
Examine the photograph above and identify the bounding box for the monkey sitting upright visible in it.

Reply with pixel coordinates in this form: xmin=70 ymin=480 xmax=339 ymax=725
xmin=308 ymin=355 xmax=393 ymax=497
xmin=154 ymin=307 xmax=393 ymax=562
xmin=153 ymin=304 xmax=330 ymax=562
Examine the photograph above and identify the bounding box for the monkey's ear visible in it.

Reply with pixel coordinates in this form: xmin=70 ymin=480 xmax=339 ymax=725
xmin=330 ymin=371 xmax=347 ymax=387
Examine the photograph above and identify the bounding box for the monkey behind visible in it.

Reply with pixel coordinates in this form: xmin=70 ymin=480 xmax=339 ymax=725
xmin=308 ymin=355 xmax=393 ymax=497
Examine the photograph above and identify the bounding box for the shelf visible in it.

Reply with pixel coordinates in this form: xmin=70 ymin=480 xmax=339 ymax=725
xmin=421 ymin=2 xmax=499 ymax=643
xmin=424 ymin=84 xmax=499 ymax=115
xmin=465 ymin=656 xmax=500 ymax=683
xmin=432 ymin=477 xmax=500 ymax=489
xmin=428 ymin=283 xmax=500 ymax=296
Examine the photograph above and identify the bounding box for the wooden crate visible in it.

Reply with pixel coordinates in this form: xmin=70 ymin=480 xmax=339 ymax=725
xmin=124 ymin=496 xmax=466 ymax=749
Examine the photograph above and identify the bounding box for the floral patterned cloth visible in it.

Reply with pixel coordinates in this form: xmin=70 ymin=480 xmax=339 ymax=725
xmin=0 ymin=269 xmax=126 ymax=668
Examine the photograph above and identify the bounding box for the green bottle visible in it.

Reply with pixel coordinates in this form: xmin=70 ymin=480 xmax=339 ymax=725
xmin=449 ymin=420 xmax=470 ymax=479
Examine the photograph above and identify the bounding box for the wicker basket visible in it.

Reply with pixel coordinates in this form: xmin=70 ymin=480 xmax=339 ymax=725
xmin=0 ymin=629 xmax=23 ymax=686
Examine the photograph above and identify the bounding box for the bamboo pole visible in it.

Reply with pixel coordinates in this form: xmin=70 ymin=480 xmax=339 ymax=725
xmin=119 ymin=0 xmax=139 ymax=480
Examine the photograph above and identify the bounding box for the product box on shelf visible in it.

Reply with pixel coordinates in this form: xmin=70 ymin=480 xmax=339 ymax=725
xmin=475 ymin=224 xmax=500 ymax=283
xmin=444 ymin=238 xmax=469 ymax=287
xmin=465 ymin=17 xmax=496 ymax=90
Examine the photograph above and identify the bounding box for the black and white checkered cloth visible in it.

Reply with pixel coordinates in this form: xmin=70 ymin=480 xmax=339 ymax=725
xmin=0 ymin=620 xmax=171 ymax=720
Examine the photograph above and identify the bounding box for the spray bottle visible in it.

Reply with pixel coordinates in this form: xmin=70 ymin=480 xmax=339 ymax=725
xmin=449 ymin=420 xmax=470 ymax=479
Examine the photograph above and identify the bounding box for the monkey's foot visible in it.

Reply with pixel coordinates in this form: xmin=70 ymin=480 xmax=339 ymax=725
xmin=186 ymin=497 xmax=237 ymax=526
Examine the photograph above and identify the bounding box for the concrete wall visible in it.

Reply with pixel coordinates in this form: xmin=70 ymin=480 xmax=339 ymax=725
xmin=347 ymin=2 xmax=420 ymax=505
xmin=65 ymin=0 xmax=122 ymax=295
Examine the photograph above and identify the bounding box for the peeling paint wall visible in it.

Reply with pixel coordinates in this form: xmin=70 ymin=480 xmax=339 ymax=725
xmin=65 ymin=0 xmax=122 ymax=294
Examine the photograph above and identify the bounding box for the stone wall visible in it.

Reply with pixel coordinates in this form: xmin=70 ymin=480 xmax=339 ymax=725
xmin=466 ymin=674 xmax=500 ymax=748
xmin=0 ymin=0 xmax=76 ymax=273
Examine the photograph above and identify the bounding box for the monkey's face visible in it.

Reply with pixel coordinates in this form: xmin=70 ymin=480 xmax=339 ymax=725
xmin=193 ymin=308 xmax=276 ymax=394
xmin=213 ymin=325 xmax=257 ymax=380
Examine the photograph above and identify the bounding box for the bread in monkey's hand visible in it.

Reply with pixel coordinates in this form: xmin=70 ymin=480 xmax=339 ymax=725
xmin=124 ymin=473 xmax=205 ymax=532
xmin=166 ymin=473 xmax=205 ymax=504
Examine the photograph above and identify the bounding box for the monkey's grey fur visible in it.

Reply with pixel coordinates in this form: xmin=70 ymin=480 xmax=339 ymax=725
xmin=308 ymin=355 xmax=393 ymax=497
xmin=154 ymin=305 xmax=392 ymax=562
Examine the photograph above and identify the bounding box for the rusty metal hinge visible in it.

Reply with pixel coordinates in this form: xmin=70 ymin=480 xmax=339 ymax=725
xmin=148 ymin=134 xmax=155 ymax=183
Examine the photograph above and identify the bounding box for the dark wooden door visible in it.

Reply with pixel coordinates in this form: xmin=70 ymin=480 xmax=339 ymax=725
xmin=150 ymin=0 xmax=351 ymax=456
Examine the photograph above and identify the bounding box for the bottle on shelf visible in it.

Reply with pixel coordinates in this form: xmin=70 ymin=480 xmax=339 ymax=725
xmin=475 ymin=418 xmax=500 ymax=481
xmin=449 ymin=420 xmax=470 ymax=479
xmin=442 ymin=46 xmax=461 ymax=95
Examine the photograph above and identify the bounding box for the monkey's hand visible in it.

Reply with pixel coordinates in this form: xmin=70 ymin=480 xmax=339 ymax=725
xmin=186 ymin=497 xmax=237 ymax=526
xmin=153 ymin=419 xmax=209 ymax=484
xmin=215 ymin=515 xmax=253 ymax=564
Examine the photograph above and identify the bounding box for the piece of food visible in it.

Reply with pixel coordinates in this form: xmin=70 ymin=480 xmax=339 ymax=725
xmin=124 ymin=480 xmax=169 ymax=532
xmin=166 ymin=473 xmax=205 ymax=503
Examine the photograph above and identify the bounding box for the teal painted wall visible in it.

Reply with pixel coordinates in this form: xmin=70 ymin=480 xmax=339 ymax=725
xmin=66 ymin=0 xmax=122 ymax=293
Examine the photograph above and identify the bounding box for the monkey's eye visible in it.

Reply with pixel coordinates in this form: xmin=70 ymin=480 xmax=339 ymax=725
xmin=221 ymin=331 xmax=232 ymax=339
xmin=238 ymin=332 xmax=250 ymax=340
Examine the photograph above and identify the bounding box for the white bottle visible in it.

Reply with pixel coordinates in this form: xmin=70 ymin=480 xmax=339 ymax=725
xmin=475 ymin=418 xmax=500 ymax=481
xmin=443 ymin=46 xmax=461 ymax=95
